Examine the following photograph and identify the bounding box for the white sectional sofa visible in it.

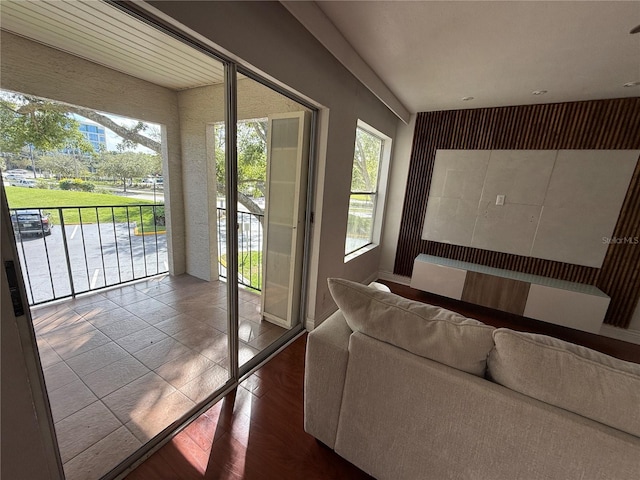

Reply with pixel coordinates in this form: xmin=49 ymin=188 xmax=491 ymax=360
xmin=304 ymin=278 xmax=640 ymax=480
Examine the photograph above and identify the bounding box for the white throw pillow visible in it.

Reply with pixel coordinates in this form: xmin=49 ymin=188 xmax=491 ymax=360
xmin=328 ymin=278 xmax=495 ymax=376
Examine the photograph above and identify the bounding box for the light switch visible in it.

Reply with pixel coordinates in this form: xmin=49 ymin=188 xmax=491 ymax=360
xmin=496 ymin=195 xmax=505 ymax=206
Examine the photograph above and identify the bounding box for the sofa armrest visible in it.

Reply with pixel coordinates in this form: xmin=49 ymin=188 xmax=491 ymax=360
xmin=304 ymin=309 xmax=352 ymax=449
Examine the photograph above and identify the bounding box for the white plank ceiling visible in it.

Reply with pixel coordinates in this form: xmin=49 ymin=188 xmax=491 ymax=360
xmin=0 ymin=0 xmax=225 ymax=90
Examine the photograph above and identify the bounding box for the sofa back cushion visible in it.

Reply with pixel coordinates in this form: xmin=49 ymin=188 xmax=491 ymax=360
xmin=488 ymin=328 xmax=640 ymax=437
xmin=328 ymin=278 xmax=495 ymax=376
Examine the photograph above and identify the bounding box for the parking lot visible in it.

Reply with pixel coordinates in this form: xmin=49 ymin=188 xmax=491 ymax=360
xmin=14 ymin=222 xmax=167 ymax=304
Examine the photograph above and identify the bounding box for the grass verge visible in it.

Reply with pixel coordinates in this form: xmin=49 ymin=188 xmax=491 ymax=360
xmin=5 ymin=186 xmax=165 ymax=232
xmin=220 ymin=251 xmax=262 ymax=291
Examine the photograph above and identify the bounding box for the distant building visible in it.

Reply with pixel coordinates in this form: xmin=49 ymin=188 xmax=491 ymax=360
xmin=78 ymin=122 xmax=106 ymax=151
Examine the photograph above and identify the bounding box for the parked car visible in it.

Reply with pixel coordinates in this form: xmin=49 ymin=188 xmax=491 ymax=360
xmin=10 ymin=178 xmax=37 ymax=188
xmin=10 ymin=210 xmax=52 ymax=237
xmin=141 ymin=177 xmax=163 ymax=186
xmin=6 ymin=169 xmax=31 ymax=176
xmin=4 ymin=173 xmax=25 ymax=181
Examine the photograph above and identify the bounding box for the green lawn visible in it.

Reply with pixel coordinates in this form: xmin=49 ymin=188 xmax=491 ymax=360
xmin=220 ymin=251 xmax=262 ymax=291
xmin=5 ymin=186 xmax=164 ymax=231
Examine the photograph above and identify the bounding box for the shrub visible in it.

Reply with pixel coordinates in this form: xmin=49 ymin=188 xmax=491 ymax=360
xmin=59 ymin=178 xmax=95 ymax=192
xmin=35 ymin=179 xmax=51 ymax=189
xmin=154 ymin=206 xmax=165 ymax=226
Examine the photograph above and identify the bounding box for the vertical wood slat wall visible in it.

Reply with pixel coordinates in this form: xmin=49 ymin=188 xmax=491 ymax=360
xmin=394 ymin=97 xmax=640 ymax=328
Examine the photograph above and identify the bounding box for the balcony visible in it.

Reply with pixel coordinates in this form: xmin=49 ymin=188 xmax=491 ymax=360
xmin=33 ymin=274 xmax=284 ymax=479
xmin=15 ymin=204 xmax=277 ymax=479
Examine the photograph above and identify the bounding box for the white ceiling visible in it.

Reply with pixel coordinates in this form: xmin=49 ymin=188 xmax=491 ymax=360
xmin=0 ymin=0 xmax=225 ymax=90
xmin=1 ymin=0 xmax=638 ymax=116
xmin=314 ymin=1 xmax=640 ymax=113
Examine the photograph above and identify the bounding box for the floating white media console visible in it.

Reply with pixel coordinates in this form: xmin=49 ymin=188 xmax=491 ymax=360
xmin=410 ymin=254 xmax=610 ymax=333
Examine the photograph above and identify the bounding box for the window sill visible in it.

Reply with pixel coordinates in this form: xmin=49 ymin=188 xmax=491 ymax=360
xmin=344 ymin=243 xmax=377 ymax=263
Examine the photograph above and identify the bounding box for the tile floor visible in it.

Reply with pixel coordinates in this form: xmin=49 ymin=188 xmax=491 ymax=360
xmin=32 ymin=274 xmax=286 ymax=480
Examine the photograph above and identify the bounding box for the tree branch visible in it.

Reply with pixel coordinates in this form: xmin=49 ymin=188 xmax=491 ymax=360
xmin=0 ymin=102 xmax=19 ymax=115
xmin=355 ymin=137 xmax=373 ymax=191
xmin=64 ymin=105 xmax=161 ymax=154
xmin=217 ymin=182 xmax=265 ymax=225
xmin=250 ymin=122 xmax=267 ymax=143
xmin=238 ymin=178 xmax=265 ymax=184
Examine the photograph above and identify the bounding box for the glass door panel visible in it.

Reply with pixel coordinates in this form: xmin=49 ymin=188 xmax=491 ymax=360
xmin=0 ymin=2 xmax=232 ymax=477
xmin=235 ymin=77 xmax=311 ymax=368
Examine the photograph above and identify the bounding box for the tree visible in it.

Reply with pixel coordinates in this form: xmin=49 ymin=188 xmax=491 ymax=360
xmin=38 ymin=152 xmax=87 ymax=179
xmin=99 ymin=151 xmax=157 ymax=192
xmin=351 ymin=128 xmax=382 ymax=193
xmin=214 ymin=120 xmax=268 ymax=220
xmin=0 ymin=93 xmax=91 ymax=176
xmin=48 ymin=103 xmax=266 ymax=217
xmin=0 ymin=92 xmax=288 ymax=218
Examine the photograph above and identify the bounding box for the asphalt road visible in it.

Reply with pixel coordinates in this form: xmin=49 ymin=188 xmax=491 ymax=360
xmin=14 ymin=222 xmax=167 ymax=304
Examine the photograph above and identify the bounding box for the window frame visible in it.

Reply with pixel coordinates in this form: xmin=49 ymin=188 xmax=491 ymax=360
xmin=344 ymin=120 xmax=392 ymax=259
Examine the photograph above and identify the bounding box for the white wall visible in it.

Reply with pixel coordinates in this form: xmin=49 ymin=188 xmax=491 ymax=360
xmin=177 ymin=84 xmax=224 ymax=281
xmin=147 ymin=1 xmax=400 ymax=326
xmin=0 ymin=31 xmax=187 ymax=275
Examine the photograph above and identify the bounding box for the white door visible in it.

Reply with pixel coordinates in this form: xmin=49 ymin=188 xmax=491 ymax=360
xmin=261 ymin=112 xmax=311 ymax=328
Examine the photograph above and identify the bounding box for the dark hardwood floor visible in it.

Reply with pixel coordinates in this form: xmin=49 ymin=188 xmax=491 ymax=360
xmin=126 ymin=334 xmax=373 ymax=480
xmin=128 ymin=280 xmax=640 ymax=480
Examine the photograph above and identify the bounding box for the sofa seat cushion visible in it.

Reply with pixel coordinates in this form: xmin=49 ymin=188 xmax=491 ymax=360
xmin=328 ymin=278 xmax=495 ymax=376
xmin=488 ymin=328 xmax=640 ymax=437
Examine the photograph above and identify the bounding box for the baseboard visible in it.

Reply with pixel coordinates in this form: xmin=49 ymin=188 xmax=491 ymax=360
xmin=377 ymin=271 xmax=411 ymax=286
xmin=599 ymin=324 xmax=640 ymax=346
xmin=363 ymin=271 xmax=379 ymax=285
xmin=306 ymin=303 xmax=339 ymax=331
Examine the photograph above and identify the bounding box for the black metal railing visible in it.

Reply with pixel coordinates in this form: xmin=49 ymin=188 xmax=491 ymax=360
xmin=216 ymin=208 xmax=264 ymax=292
xmin=10 ymin=204 xmax=167 ymax=305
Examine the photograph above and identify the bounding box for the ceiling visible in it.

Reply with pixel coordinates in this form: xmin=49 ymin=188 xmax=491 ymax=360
xmin=313 ymin=1 xmax=640 ymax=113
xmin=1 ymin=1 xmax=637 ymax=116
xmin=0 ymin=0 xmax=225 ymax=90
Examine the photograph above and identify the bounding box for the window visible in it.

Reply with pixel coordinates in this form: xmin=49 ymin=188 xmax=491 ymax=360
xmin=345 ymin=124 xmax=385 ymax=255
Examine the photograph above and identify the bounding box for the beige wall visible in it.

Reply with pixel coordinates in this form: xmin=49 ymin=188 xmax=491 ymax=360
xmin=147 ymin=1 xmax=400 ymax=326
xmin=0 ymin=31 xmax=187 ymax=275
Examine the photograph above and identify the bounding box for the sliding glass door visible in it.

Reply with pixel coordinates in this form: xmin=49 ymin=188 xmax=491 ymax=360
xmin=0 ymin=2 xmax=315 ymax=478
xmin=224 ymin=73 xmax=313 ymax=374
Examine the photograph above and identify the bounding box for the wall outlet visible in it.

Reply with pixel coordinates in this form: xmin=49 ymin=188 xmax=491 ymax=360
xmin=496 ymin=194 xmax=505 ymax=206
